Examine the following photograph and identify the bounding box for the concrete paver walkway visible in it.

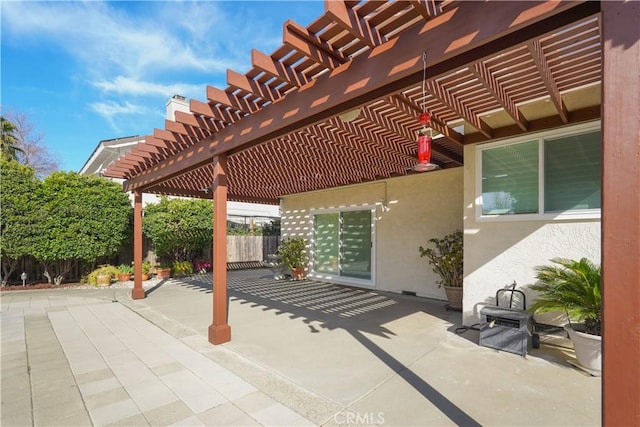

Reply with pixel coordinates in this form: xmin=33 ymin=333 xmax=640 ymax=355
xmin=1 ymin=291 xmax=312 ymax=426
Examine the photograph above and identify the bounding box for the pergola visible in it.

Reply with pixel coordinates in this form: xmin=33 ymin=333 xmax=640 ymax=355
xmin=104 ymin=1 xmax=639 ymax=424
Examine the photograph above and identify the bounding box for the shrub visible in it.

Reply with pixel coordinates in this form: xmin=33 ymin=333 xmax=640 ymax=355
xmin=171 ymin=260 xmax=194 ymax=276
xmin=86 ymin=265 xmax=120 ymax=286
xmin=34 ymin=172 xmax=131 ymax=285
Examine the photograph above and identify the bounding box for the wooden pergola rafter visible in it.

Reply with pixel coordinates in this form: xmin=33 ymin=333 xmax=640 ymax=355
xmin=107 ymin=2 xmax=604 ymax=202
xmin=102 ymin=2 xmax=640 ymax=423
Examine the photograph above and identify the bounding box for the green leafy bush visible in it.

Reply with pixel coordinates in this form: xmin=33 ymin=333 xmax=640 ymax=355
xmin=33 ymin=172 xmax=131 ymax=285
xmin=86 ymin=265 xmax=120 ymax=286
xmin=0 ymin=157 xmax=42 ymax=285
xmin=171 ymin=261 xmax=194 ymax=276
xmin=142 ymin=197 xmax=212 ymax=261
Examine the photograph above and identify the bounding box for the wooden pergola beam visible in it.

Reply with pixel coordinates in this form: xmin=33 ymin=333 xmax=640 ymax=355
xmin=226 ymin=69 xmax=284 ymax=103
xmin=426 ymin=79 xmax=493 ymax=139
xmin=527 ymin=39 xmax=569 ymax=124
xmin=409 ymin=0 xmax=441 ymax=19
xmin=283 ymin=19 xmax=346 ymax=69
xmin=470 ymin=62 xmax=529 ymax=132
xmin=251 ymin=49 xmax=310 ymax=88
xmin=206 ymin=85 xmax=260 ymax=114
xmin=190 ymin=99 xmax=242 ymax=125
xmin=122 ymin=1 xmax=599 ymax=193
xmin=325 ymin=0 xmax=385 ymax=48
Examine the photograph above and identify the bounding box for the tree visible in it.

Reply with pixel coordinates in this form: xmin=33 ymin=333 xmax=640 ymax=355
xmin=142 ymin=197 xmax=212 ymax=262
xmin=3 ymin=110 xmax=59 ymax=177
xmin=0 ymin=157 xmax=43 ymax=285
xmin=1 ymin=116 xmax=24 ymax=161
xmin=262 ymin=218 xmax=281 ymax=236
xmin=32 ymin=172 xmax=132 ymax=285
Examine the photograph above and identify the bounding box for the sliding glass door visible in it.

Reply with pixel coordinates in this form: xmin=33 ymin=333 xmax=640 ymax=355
xmin=313 ymin=209 xmax=373 ymax=283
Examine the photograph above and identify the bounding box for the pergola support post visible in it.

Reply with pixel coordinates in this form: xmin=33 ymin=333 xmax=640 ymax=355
xmin=132 ymin=190 xmax=145 ymax=300
xmin=209 ymin=154 xmax=231 ymax=344
xmin=602 ymin=1 xmax=640 ymax=424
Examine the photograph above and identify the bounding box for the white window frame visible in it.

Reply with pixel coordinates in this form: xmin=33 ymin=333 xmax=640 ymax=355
xmin=309 ymin=205 xmax=376 ymax=288
xmin=475 ymin=121 xmax=601 ymax=222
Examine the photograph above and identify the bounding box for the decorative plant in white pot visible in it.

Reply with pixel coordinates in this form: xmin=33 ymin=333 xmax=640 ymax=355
xmin=418 ymin=230 xmax=463 ymax=310
xmin=528 ymin=257 xmax=602 ymax=375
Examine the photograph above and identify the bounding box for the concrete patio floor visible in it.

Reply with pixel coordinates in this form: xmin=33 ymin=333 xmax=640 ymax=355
xmin=1 ymin=269 xmax=600 ymax=426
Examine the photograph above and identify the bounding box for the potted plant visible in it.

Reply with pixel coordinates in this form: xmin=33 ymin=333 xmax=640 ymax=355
xmin=419 ymin=230 xmax=463 ymax=310
xmin=117 ymin=263 xmax=133 ymax=282
xmin=155 ymin=261 xmax=172 ymax=279
xmin=277 ymin=237 xmax=309 ymax=280
xmin=141 ymin=261 xmax=151 ymax=281
xmin=528 ymin=257 xmax=601 ymax=375
xmin=88 ymin=265 xmax=119 ymax=287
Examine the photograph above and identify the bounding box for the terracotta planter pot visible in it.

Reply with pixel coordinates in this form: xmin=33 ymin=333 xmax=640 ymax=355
xmin=141 ymin=273 xmax=149 ymax=281
xmin=117 ymin=273 xmax=131 ymax=282
xmin=443 ymin=285 xmax=463 ymax=310
xmin=290 ymin=267 xmax=306 ymax=280
xmin=156 ymin=268 xmax=171 ymax=279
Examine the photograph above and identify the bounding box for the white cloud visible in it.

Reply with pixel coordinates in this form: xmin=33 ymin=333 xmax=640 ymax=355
xmin=89 ymin=101 xmax=145 ymax=117
xmin=6 ymin=2 xmax=233 ymax=74
xmin=92 ymin=76 xmax=204 ymax=99
xmin=88 ymin=101 xmax=151 ymax=132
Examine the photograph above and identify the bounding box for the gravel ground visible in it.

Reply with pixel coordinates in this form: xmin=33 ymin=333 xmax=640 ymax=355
xmin=1 ymin=277 xmax=163 ymax=291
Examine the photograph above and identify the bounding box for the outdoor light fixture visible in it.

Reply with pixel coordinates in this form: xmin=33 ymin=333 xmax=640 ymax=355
xmin=338 ymin=108 xmax=361 ymax=123
xmin=21 ymin=272 xmax=27 ymax=287
xmin=413 ymin=52 xmax=438 ymax=172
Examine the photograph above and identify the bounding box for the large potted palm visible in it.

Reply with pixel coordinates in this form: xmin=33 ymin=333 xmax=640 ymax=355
xmin=419 ymin=230 xmax=463 ymax=310
xmin=528 ymin=257 xmax=601 ymax=375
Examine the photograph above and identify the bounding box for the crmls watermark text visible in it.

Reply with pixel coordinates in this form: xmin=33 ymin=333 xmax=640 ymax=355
xmin=334 ymin=411 xmax=385 ymax=425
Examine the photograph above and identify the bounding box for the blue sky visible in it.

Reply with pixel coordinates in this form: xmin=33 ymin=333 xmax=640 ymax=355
xmin=1 ymin=1 xmax=323 ymax=172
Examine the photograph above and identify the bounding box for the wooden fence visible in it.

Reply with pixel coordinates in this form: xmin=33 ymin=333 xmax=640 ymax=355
xmin=3 ymin=235 xmax=281 ymax=285
xmin=226 ymin=235 xmax=280 ymax=262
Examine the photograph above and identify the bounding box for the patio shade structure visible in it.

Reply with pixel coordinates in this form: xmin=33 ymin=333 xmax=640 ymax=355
xmin=104 ymin=1 xmax=639 ymax=424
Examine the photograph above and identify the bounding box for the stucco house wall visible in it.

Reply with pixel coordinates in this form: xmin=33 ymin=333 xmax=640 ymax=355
xmin=462 ymin=141 xmax=601 ymax=326
xmin=281 ymin=168 xmax=463 ymax=299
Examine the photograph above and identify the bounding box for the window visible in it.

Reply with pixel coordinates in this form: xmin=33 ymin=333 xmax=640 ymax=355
xmin=544 ymin=132 xmax=601 ymax=212
xmin=482 ymin=140 xmax=539 ymax=215
xmin=312 ymin=208 xmax=373 ymax=284
xmin=477 ymin=123 xmax=601 ymax=220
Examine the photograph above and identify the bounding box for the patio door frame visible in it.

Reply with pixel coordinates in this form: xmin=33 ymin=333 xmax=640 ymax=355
xmin=309 ymin=205 xmax=376 ymax=288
